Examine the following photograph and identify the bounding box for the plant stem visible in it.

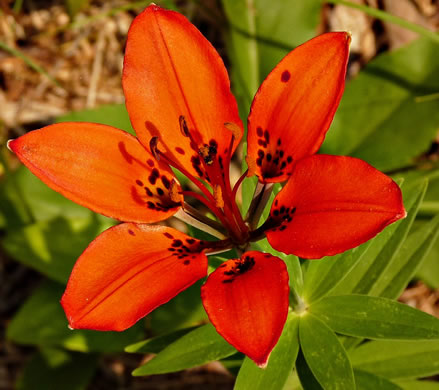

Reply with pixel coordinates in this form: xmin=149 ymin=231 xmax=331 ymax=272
xmin=324 ymin=0 xmax=439 ymax=45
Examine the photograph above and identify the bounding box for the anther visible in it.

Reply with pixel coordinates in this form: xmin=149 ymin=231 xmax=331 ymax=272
xmin=214 ymin=185 xmax=224 ymax=208
xmin=179 ymin=115 xmax=190 ymax=137
xmin=224 ymin=122 xmax=242 ymax=141
xmin=170 ymin=179 xmax=181 ymax=203
xmin=149 ymin=137 xmax=160 ymax=161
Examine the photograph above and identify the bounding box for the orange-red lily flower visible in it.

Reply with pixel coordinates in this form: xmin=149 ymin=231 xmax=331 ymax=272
xmin=9 ymin=5 xmax=405 ymax=367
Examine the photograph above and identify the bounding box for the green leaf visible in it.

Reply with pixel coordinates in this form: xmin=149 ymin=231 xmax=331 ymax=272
xmin=234 ymin=314 xmax=300 ymax=390
xmin=299 ymin=313 xmax=355 ymax=390
xmin=322 ymin=37 xmax=439 ymax=172
xmin=222 ymin=0 xmax=322 ymax=116
xmin=296 ymin=349 xmax=324 ymax=390
xmin=56 ymin=103 xmax=134 ymax=135
xmin=2 ymin=215 xmax=115 ymax=283
xmin=350 ymin=339 xmax=439 ymax=380
xmin=133 ymin=324 xmax=236 ymax=376
xmin=254 ymin=237 xmax=303 ymax=295
xmin=7 ymin=281 xmax=143 ymax=352
xmin=354 ymin=369 xmax=403 ymax=390
xmin=330 ymin=181 xmax=425 ymax=297
xmin=379 ymin=213 xmax=439 ymax=298
xmin=303 ymin=241 xmax=372 ymax=304
xmin=310 ymin=294 xmax=439 ymax=340
xmin=416 ymin=227 xmax=439 ymax=288
xmin=396 ymin=380 xmax=439 ymax=390
xmin=125 ymin=326 xmax=198 ymax=354
xmin=16 ymin=347 xmax=98 ymax=390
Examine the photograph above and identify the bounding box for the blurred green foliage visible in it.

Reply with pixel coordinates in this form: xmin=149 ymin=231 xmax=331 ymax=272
xmin=2 ymin=1 xmax=439 ymax=389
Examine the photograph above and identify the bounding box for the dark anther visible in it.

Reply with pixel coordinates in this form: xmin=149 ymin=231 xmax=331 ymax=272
xmin=149 ymin=137 xmax=160 ymax=160
xmin=179 ymin=115 xmax=190 ymax=137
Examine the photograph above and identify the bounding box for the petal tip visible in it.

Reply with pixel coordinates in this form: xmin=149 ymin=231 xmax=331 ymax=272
xmin=6 ymin=139 xmax=16 ymax=153
xmin=254 ymin=353 xmax=271 ymax=369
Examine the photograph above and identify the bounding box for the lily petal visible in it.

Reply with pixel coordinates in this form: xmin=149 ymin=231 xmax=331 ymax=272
xmin=266 ymin=155 xmax=406 ymax=259
xmin=9 ymin=123 xmax=182 ymax=223
xmin=201 ymin=252 xmax=289 ymax=367
xmin=247 ymin=32 xmax=350 ymax=183
xmin=123 ymin=5 xmax=243 ymax=180
xmin=61 ymin=224 xmax=207 ymax=331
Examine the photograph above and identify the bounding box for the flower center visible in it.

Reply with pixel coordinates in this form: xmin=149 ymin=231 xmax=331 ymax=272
xmin=149 ymin=116 xmax=250 ymax=246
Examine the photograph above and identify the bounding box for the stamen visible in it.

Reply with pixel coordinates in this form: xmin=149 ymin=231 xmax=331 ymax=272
xmin=169 ymin=180 xmax=181 ymax=203
xmin=245 ymin=155 xmax=257 ymax=177
xmin=173 ymin=207 xmax=226 ymax=240
xmin=232 ymin=169 xmax=248 ymax=199
xmin=149 ymin=136 xmax=160 ymax=160
xmin=224 ymin=122 xmax=242 ymax=141
xmin=179 ymin=115 xmax=190 ymax=137
xmin=214 ymin=185 xmax=224 ymax=208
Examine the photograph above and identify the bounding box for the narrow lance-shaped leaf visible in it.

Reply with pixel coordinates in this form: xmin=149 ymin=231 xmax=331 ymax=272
xmin=378 ymin=212 xmax=439 ymax=299
xmin=353 ymin=369 xmax=403 ymax=390
xmin=350 ymin=339 xmax=439 ymax=380
xmin=132 ymin=324 xmax=236 ymax=376
xmin=310 ymin=295 xmax=439 ymax=340
xmin=299 ymin=313 xmax=355 ymax=390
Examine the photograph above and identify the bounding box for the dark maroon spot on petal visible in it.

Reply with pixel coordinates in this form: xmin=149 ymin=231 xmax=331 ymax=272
xmin=258 ymin=139 xmax=267 ymax=147
xmin=257 ymin=127 xmax=263 ymax=137
xmin=136 ymin=179 xmax=143 ymax=186
xmin=219 ymin=264 xmax=227 ymax=268
xmin=128 ymin=229 xmax=135 ymax=236
xmin=161 ymin=176 xmax=170 ymax=189
xmin=266 ymin=153 xmax=272 ymax=162
xmin=222 ymin=279 xmax=234 ymax=284
xmin=279 ymin=150 xmax=284 ymax=158
xmin=118 ymin=142 xmax=133 ymax=164
xmin=258 ymin=150 xmax=265 ymax=158
xmin=275 ymin=199 xmax=279 ymax=206
xmin=175 ymin=147 xmax=185 ymax=155
xmin=281 ymin=70 xmax=291 ymax=82
xmin=256 ymin=158 xmax=262 ymax=167
xmin=147 ymin=201 xmax=156 ymax=210
xmin=164 ymin=232 xmax=174 ymax=239
xmin=264 ymin=130 xmax=270 ymax=143
xmin=172 ymin=239 xmax=183 ymax=247
xmin=168 ymin=248 xmax=176 ymax=252
xmin=144 ymin=187 xmax=153 ymax=197
xmin=287 ymin=156 xmax=293 ymax=164
xmin=157 ymin=188 xmax=164 ymax=196
xmin=183 ymin=260 xmax=190 ymax=265
xmin=277 ymin=139 xmax=282 ymax=146
xmin=186 ymin=238 xmax=195 ymax=244
xmin=279 ymin=225 xmax=287 ymax=231
xmin=147 ymin=159 xmax=154 ymax=167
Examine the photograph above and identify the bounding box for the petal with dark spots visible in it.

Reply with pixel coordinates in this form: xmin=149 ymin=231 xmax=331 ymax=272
xmin=61 ymin=224 xmax=207 ymax=331
xmin=201 ymin=251 xmax=289 ymax=367
xmin=123 ymin=5 xmax=242 ymax=180
xmin=247 ymin=32 xmax=350 ymax=183
xmin=9 ymin=123 xmax=182 ymax=223
xmin=266 ymin=155 xmax=406 ymax=259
